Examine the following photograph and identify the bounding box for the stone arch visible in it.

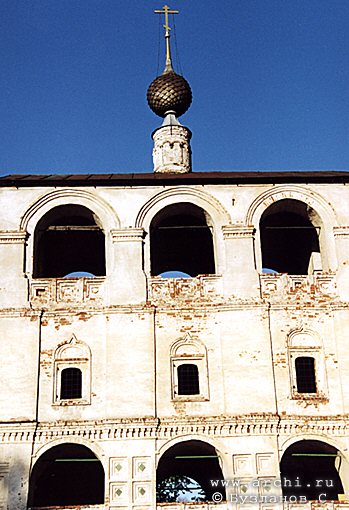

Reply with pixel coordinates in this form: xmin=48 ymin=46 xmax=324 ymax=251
xmin=280 ymin=434 xmax=348 ymax=457
xmin=246 ymin=186 xmax=338 ymax=273
xmin=20 ymin=189 xmax=120 ymax=232
xmin=287 ymin=328 xmax=322 ymax=348
xmin=28 ymin=440 xmax=105 ymax=507
xmin=156 ymin=434 xmax=227 ymax=463
xmin=170 ymin=334 xmax=207 ymax=358
xmin=156 ymin=436 xmax=227 ymax=503
xmin=21 ymin=189 xmax=120 ymax=276
xmin=32 ymin=436 xmax=105 ymax=464
xmin=55 ymin=333 xmax=91 ymax=360
xmin=135 ymin=187 xmax=231 ymax=230
xmin=279 ymin=435 xmax=349 ymax=499
xmin=136 ymin=187 xmax=230 ymax=275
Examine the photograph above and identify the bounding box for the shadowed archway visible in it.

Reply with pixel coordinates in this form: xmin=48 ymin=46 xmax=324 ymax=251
xmin=157 ymin=440 xmax=225 ymax=502
xmin=280 ymin=440 xmax=344 ymax=501
xmin=28 ymin=443 xmax=105 ymax=507
xmin=150 ymin=203 xmax=215 ymax=277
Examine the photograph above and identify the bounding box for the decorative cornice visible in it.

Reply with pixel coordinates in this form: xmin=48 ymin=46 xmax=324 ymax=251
xmin=1 ymin=415 xmax=349 ymax=443
xmin=110 ymin=228 xmax=145 ymax=243
xmin=222 ymin=225 xmax=255 ymax=239
xmin=0 ymin=230 xmax=28 ymax=244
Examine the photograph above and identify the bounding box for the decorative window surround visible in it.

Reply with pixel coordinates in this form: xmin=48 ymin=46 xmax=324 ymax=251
xmin=170 ymin=334 xmax=209 ymax=402
xmin=53 ymin=335 xmax=91 ymax=406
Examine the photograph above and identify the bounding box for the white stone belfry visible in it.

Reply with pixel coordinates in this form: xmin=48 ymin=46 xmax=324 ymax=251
xmin=152 ymin=112 xmax=192 ymax=173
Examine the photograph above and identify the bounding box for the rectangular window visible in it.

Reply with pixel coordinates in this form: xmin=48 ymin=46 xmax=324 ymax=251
xmin=60 ymin=367 xmax=82 ymax=399
xmin=295 ymin=356 xmax=317 ymax=393
xmin=177 ymin=364 xmax=200 ymax=395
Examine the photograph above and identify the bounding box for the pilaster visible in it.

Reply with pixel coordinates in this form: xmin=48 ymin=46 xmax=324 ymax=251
xmin=0 ymin=231 xmax=28 ymax=307
xmin=107 ymin=228 xmax=146 ymax=304
xmin=222 ymin=225 xmax=260 ymax=298
xmin=334 ymin=226 xmax=349 ymax=301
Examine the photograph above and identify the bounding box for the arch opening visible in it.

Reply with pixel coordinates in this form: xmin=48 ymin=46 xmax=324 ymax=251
xmin=260 ymin=199 xmax=322 ymax=275
xmin=150 ymin=203 xmax=215 ymax=277
xmin=156 ymin=440 xmax=225 ymax=503
xmin=33 ymin=204 xmax=106 ymax=278
xmin=28 ymin=443 xmax=105 ymax=507
xmin=280 ymin=440 xmax=344 ymax=501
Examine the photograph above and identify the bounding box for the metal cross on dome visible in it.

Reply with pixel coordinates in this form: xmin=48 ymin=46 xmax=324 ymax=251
xmin=154 ymin=5 xmax=179 ymax=70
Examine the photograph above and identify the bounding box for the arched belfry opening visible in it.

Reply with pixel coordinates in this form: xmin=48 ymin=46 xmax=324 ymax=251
xmin=280 ymin=440 xmax=344 ymax=501
xmin=156 ymin=440 xmax=225 ymax=503
xmin=150 ymin=203 xmax=215 ymax=277
xmin=33 ymin=204 xmax=106 ymax=278
xmin=28 ymin=443 xmax=105 ymax=507
xmin=260 ymin=199 xmax=322 ymax=274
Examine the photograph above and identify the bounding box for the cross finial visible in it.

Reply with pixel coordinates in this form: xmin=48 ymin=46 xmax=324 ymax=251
xmin=154 ymin=5 xmax=179 ymax=72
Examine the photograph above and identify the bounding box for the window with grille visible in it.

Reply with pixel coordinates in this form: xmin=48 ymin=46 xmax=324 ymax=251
xmin=177 ymin=364 xmax=200 ymax=395
xmin=60 ymin=367 xmax=82 ymax=399
xmin=295 ymin=356 xmax=317 ymax=393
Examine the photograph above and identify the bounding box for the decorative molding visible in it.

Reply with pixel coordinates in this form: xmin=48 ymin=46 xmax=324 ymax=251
xmin=170 ymin=333 xmax=206 ymax=357
xmin=135 ymin=186 xmax=231 ymax=229
xmin=245 ymin=185 xmax=337 ymax=226
xmin=222 ymin=225 xmax=255 ymax=239
xmin=110 ymin=228 xmax=145 ymax=243
xmin=287 ymin=328 xmax=322 ymax=348
xmin=233 ymin=454 xmax=253 ymax=475
xmin=148 ymin=275 xmax=223 ymax=304
xmin=30 ymin=277 xmax=105 ymax=306
xmin=2 ymin=415 xmax=349 ymax=443
xmin=259 ymin=273 xmax=337 ymax=301
xmin=19 ymin=188 xmax=120 ymax=231
xmin=110 ymin=457 xmax=128 ymax=480
xmin=256 ymin=453 xmax=275 ymax=475
xmin=0 ymin=230 xmax=27 ymax=244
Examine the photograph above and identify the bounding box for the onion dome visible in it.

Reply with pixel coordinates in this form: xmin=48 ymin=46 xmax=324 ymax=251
xmin=147 ymin=68 xmax=192 ymax=118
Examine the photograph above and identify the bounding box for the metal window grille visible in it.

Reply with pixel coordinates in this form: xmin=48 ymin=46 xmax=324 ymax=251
xmin=295 ymin=356 xmax=317 ymax=393
xmin=60 ymin=367 xmax=82 ymax=399
xmin=177 ymin=364 xmax=200 ymax=395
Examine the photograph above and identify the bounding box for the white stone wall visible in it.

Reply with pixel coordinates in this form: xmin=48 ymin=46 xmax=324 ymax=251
xmin=1 ymin=180 xmax=349 ymax=509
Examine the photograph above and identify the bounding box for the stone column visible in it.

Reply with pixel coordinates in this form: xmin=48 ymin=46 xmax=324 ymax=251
xmin=108 ymin=228 xmax=146 ymax=304
xmin=334 ymin=226 xmax=349 ymax=300
xmin=0 ymin=231 xmax=28 ymax=307
xmin=222 ymin=225 xmax=260 ymax=298
xmin=152 ymin=124 xmax=192 ymax=174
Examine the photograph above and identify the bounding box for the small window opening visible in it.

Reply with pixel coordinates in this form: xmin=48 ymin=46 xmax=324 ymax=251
xmin=260 ymin=199 xmax=321 ymax=275
xmin=177 ymin=364 xmax=200 ymax=395
xmin=295 ymin=356 xmax=317 ymax=393
xmin=33 ymin=204 xmax=105 ymax=278
xmin=60 ymin=367 xmax=82 ymax=399
xmin=150 ymin=203 xmax=215 ymax=277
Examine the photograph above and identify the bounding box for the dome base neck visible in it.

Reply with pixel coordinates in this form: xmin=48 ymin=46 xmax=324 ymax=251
xmin=152 ymin=124 xmax=192 ymax=174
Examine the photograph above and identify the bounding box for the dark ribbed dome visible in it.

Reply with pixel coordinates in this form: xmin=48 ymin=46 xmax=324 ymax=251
xmin=147 ymin=70 xmax=192 ymax=118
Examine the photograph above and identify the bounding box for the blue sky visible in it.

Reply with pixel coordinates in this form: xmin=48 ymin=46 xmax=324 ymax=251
xmin=0 ymin=0 xmax=348 ymax=174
